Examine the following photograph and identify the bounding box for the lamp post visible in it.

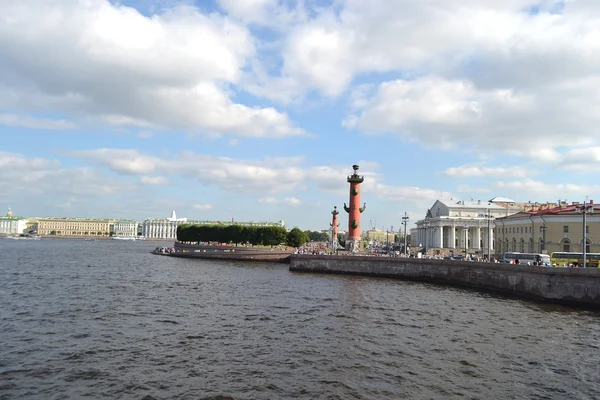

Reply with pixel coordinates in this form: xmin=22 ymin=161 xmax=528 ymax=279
xmin=386 ymin=227 xmax=389 ymax=254
xmin=540 ymin=224 xmax=547 ymax=253
xmin=576 ymin=200 xmax=594 ymax=268
xmin=464 ymin=225 xmax=468 ymax=257
xmin=402 ymin=212 xmax=409 ymax=256
xmin=423 ymin=219 xmax=430 ymax=256
xmin=486 ymin=210 xmax=491 ymax=262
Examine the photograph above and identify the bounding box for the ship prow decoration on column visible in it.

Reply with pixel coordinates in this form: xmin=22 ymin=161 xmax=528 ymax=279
xmin=344 ymin=164 xmax=366 ymax=252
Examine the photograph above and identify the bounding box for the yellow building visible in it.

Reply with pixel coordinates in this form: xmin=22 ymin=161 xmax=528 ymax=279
xmin=495 ymin=200 xmax=600 ymax=256
xmin=362 ymin=228 xmax=395 ymax=244
xmin=37 ymin=217 xmax=113 ymax=236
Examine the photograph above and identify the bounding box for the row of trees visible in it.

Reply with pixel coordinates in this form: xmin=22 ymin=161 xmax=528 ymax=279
xmin=305 ymin=230 xmax=330 ymax=242
xmin=177 ymin=224 xmax=312 ymax=247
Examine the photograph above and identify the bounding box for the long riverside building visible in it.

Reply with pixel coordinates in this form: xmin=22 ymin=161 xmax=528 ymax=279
xmin=37 ymin=217 xmax=114 ymax=236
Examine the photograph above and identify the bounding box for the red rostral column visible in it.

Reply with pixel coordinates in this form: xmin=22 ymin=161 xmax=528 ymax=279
xmin=344 ymin=164 xmax=366 ymax=252
xmin=330 ymin=206 xmax=339 ymax=249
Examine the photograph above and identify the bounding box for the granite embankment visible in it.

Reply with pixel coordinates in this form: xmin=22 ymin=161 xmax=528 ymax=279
xmin=167 ymin=242 xmax=294 ymax=262
xmin=289 ymin=255 xmax=600 ymax=309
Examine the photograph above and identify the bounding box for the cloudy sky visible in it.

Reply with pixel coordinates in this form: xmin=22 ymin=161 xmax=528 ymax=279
xmin=1 ymin=0 xmax=600 ymax=231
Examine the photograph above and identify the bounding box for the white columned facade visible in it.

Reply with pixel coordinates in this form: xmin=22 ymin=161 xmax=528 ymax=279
xmin=449 ymin=225 xmax=455 ymax=249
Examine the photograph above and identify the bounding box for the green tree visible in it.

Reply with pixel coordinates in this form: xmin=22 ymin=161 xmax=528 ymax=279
xmin=225 ymin=225 xmax=244 ymax=244
xmin=50 ymin=230 xmax=57 ymax=235
xmin=305 ymin=230 xmax=329 ymax=242
xmin=261 ymin=226 xmax=287 ymax=246
xmin=287 ymin=228 xmax=309 ymax=247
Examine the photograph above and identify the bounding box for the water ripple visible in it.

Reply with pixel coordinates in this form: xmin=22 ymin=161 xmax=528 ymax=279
xmin=0 ymin=239 xmax=599 ymax=399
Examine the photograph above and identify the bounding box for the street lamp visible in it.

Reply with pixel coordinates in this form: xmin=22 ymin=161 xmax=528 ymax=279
xmin=386 ymin=226 xmax=389 ymax=253
xmin=486 ymin=211 xmax=492 ymax=262
xmin=464 ymin=225 xmax=468 ymax=257
xmin=423 ymin=219 xmax=430 ymax=256
xmin=402 ymin=212 xmax=409 ymax=256
xmin=540 ymin=224 xmax=547 ymax=253
xmin=576 ymin=200 xmax=594 ymax=268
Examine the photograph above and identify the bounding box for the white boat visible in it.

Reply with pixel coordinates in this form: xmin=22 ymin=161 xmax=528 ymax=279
xmin=7 ymin=235 xmax=40 ymax=240
xmin=111 ymin=236 xmax=143 ymax=241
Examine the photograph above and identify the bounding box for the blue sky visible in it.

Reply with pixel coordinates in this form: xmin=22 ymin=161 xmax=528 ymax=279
xmin=1 ymin=0 xmax=600 ymax=231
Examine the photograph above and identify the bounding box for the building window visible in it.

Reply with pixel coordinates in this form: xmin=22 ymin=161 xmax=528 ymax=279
xmin=586 ymin=225 xmax=589 ymax=234
xmin=562 ymin=239 xmax=571 ymax=252
xmin=563 ymin=226 xmax=569 ymax=233
xmin=520 ymin=238 xmax=525 ymax=252
xmin=585 ymin=239 xmax=591 ymax=253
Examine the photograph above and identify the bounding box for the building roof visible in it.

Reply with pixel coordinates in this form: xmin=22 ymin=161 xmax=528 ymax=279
xmin=535 ymin=202 xmax=599 ymax=215
xmin=438 ymin=199 xmax=506 ymax=210
xmin=488 ymin=196 xmax=515 ymax=204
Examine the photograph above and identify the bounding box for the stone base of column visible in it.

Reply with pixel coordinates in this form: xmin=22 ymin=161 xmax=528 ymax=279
xmin=346 ymin=237 xmax=362 ymax=252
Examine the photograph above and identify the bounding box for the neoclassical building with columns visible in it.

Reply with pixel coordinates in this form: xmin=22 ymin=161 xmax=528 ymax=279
xmin=411 ymin=197 xmax=523 ymax=257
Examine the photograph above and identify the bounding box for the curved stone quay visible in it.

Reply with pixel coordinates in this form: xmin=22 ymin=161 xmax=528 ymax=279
xmin=160 ymin=242 xmax=294 ymax=262
xmin=289 ymin=255 xmax=600 ymax=309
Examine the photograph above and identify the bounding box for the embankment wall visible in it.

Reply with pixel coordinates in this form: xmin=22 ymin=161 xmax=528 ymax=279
xmin=170 ymin=242 xmax=293 ymax=262
xmin=289 ymin=255 xmax=600 ymax=309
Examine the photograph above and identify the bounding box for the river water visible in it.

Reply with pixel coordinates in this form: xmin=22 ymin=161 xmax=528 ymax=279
xmin=1 ymin=239 xmax=599 ymax=399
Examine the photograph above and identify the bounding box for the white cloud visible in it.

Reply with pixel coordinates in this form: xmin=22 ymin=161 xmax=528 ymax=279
xmin=258 ymin=197 xmax=301 ymax=206
xmin=69 ymin=149 xmax=160 ymax=175
xmin=0 ymin=151 xmax=130 ymax=202
xmin=345 ymin=75 xmax=600 ymax=155
xmin=259 ymin=197 xmax=277 ymax=204
xmin=192 ymin=203 xmax=214 ymax=210
xmin=443 ymin=165 xmax=530 ymax=178
xmin=493 ymin=179 xmax=600 ymax=201
xmin=557 ymin=147 xmax=600 ymax=172
xmin=0 ymin=0 xmax=303 ymax=137
xmin=283 ymin=197 xmax=300 ymax=205
xmin=141 ymin=176 xmax=169 ymax=185
xmin=0 ymin=113 xmax=76 ymax=130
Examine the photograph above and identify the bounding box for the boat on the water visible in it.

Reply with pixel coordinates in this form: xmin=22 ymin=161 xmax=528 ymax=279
xmin=111 ymin=236 xmax=140 ymax=241
xmin=6 ymin=235 xmax=40 ymax=240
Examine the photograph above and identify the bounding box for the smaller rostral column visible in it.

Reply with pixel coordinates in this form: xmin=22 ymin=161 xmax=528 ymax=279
xmin=344 ymin=164 xmax=366 ymax=252
xmin=330 ymin=206 xmax=339 ymax=250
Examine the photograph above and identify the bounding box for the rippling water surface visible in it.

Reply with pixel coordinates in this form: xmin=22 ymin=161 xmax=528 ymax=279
xmin=1 ymin=238 xmax=599 ymax=399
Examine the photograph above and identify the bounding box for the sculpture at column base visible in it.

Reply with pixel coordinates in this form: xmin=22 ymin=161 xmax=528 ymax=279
xmin=345 ymin=238 xmax=362 ymax=252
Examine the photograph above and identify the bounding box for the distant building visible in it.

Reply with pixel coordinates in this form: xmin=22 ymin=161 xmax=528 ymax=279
xmin=112 ymin=219 xmax=139 ymax=238
xmin=495 ymin=200 xmax=600 ymax=256
xmin=411 ymin=197 xmax=523 ymax=256
xmin=0 ymin=206 xmax=28 ymax=235
xmin=362 ymin=229 xmax=393 ymax=244
xmin=142 ymin=210 xmax=185 ymax=239
xmin=37 ymin=217 xmax=113 ymax=236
